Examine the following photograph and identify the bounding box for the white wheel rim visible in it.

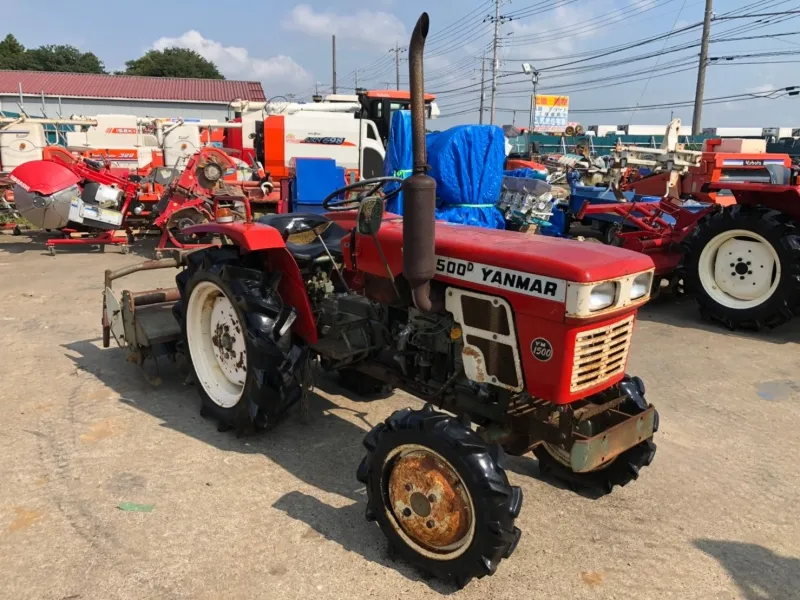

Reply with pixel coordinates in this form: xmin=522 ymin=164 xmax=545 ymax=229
xmin=186 ymin=280 xmax=247 ymax=408
xmin=698 ymin=229 xmax=781 ymax=310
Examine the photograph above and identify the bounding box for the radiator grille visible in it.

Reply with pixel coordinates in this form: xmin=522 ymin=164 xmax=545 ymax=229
xmin=571 ymin=315 xmax=634 ymax=393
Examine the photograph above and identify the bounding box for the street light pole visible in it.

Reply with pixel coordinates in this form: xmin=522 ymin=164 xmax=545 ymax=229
xmin=522 ymin=63 xmax=539 ymax=142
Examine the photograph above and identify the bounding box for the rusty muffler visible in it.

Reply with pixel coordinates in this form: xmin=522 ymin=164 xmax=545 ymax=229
xmin=402 ymin=12 xmax=437 ymax=313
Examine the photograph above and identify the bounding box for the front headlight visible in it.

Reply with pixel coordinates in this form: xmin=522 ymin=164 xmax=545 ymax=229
xmin=589 ymin=281 xmax=617 ymax=311
xmin=630 ymin=272 xmax=652 ymax=300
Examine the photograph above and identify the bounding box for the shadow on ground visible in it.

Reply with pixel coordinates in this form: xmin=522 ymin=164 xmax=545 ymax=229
xmin=636 ymin=292 xmax=800 ymax=346
xmin=61 ymin=337 xmax=457 ymax=594
xmin=695 ymin=539 xmax=800 ymax=600
xmin=0 ymin=230 xmax=163 ymax=259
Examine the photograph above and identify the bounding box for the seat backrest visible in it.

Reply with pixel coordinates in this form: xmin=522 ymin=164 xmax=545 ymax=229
xmin=765 ymin=163 xmax=792 ymax=185
xmin=257 ymin=213 xmax=331 ymax=239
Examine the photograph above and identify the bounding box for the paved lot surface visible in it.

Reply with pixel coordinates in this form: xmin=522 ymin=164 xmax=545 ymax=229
xmin=1 ymin=232 xmax=798 ymax=600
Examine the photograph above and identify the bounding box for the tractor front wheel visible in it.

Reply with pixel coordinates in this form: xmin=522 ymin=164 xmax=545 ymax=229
xmin=533 ymin=376 xmax=657 ymax=495
xmin=684 ymin=206 xmax=800 ymax=329
xmin=357 ymin=406 xmax=522 ymax=588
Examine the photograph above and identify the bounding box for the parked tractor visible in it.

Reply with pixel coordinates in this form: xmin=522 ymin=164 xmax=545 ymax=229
xmin=101 ymin=14 xmax=659 ymax=587
xmin=578 ymin=134 xmax=800 ymax=330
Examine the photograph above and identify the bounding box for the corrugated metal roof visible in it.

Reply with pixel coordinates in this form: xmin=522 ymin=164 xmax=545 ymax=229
xmin=0 ymin=71 xmax=266 ymax=103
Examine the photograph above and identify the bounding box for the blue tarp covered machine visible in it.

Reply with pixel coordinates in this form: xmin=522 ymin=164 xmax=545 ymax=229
xmin=384 ymin=111 xmax=506 ymax=229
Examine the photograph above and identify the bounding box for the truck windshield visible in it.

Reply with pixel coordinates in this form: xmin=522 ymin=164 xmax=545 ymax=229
xmin=388 ymin=101 xmax=431 ymax=119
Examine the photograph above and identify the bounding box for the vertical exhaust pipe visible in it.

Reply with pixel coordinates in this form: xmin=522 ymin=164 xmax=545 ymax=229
xmin=403 ymin=12 xmax=437 ymax=313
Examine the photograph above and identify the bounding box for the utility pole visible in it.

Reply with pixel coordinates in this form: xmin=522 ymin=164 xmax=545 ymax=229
xmin=332 ymin=35 xmax=337 ymax=94
xmin=692 ymin=0 xmax=713 ymax=135
xmin=355 ymin=70 xmax=359 ymax=93
xmin=485 ymin=1 xmax=513 ymax=125
xmin=389 ymin=43 xmax=406 ymax=90
xmin=478 ymin=53 xmax=487 ymax=124
xmin=396 ymin=42 xmax=400 ymax=90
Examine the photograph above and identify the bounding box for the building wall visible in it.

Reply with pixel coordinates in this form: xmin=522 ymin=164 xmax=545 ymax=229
xmin=0 ymin=95 xmax=233 ymax=121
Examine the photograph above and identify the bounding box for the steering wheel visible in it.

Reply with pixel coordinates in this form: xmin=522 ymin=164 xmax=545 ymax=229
xmin=321 ymin=176 xmax=405 ymax=212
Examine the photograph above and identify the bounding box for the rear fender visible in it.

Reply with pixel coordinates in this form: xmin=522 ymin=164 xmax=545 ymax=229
xmin=183 ymin=222 xmax=318 ymax=343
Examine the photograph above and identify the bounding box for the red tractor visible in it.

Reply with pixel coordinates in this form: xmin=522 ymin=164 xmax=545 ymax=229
xmin=102 ymin=14 xmax=659 ymax=587
xmin=580 ymin=150 xmax=800 ymax=330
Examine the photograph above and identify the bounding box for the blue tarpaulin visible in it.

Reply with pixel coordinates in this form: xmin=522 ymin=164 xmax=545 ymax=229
xmin=383 ymin=114 xmax=506 ymax=228
xmin=427 ymin=125 xmax=506 ymax=229
xmin=503 ymin=168 xmax=548 ymax=181
xmin=383 ymin=111 xmax=414 ymax=214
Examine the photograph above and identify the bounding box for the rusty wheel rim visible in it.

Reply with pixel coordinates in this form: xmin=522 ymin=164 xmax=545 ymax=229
xmin=383 ymin=444 xmax=475 ymax=560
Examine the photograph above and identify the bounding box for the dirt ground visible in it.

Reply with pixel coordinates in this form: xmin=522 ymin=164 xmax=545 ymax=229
xmin=0 ymin=232 xmax=798 ymax=600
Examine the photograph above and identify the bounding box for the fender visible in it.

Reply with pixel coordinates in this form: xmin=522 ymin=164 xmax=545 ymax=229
xmin=184 ymin=221 xmax=285 ymax=252
xmin=184 ymin=221 xmax=318 ymax=343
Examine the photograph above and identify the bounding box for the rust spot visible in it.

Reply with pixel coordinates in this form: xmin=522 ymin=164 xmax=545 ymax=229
xmin=8 ymin=506 xmax=44 ymax=532
xmin=461 ymin=345 xmax=486 ymax=381
xmin=581 ymin=571 xmax=604 ymax=587
xmin=387 ymin=450 xmax=471 ymax=551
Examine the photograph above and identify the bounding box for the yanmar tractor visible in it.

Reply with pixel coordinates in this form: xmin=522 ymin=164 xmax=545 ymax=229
xmin=102 ymin=14 xmax=659 ymax=587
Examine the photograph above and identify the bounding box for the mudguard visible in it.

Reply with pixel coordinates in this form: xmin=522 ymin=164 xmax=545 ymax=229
xmin=183 ymin=221 xmax=318 ymax=343
xmin=184 ymin=221 xmax=286 ymax=251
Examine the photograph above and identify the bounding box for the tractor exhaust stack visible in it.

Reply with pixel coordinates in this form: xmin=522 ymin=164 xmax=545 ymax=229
xmin=403 ymin=12 xmax=437 ymax=313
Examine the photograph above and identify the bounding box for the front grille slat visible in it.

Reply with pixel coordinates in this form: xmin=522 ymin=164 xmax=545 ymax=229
xmin=570 ymin=315 xmax=634 ymax=393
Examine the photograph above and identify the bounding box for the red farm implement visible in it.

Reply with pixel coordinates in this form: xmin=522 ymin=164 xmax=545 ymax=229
xmin=580 ymin=174 xmax=800 ymax=330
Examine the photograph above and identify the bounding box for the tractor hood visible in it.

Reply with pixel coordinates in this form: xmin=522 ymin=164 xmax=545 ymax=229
xmin=331 ymin=213 xmax=654 ymax=284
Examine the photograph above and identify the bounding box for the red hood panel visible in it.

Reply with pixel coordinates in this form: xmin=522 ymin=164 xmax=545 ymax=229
xmin=330 ymin=213 xmax=654 ymax=283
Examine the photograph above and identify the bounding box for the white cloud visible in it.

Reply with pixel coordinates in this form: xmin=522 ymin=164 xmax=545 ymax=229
xmin=746 ymin=83 xmax=776 ymax=94
xmin=282 ymin=4 xmax=407 ymax=46
xmin=151 ymin=31 xmax=310 ymax=87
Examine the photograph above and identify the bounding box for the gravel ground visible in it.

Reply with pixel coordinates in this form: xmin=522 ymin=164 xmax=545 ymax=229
xmin=1 ymin=232 xmax=798 ymax=600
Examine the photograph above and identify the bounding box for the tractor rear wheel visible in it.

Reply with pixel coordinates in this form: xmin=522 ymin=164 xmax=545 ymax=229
xmin=357 ymin=406 xmax=522 ymax=588
xmin=684 ymin=206 xmax=800 ymax=330
xmin=177 ymin=247 xmax=303 ymax=434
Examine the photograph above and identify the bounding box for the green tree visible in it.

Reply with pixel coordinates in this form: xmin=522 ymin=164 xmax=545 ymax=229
xmin=0 ymin=36 xmax=105 ymax=73
xmin=0 ymin=34 xmax=27 ymax=70
xmin=24 ymin=44 xmax=105 ymax=73
xmin=124 ymin=48 xmax=224 ymax=79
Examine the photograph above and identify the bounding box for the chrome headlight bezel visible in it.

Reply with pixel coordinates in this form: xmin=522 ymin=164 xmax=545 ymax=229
xmin=630 ymin=271 xmax=653 ymax=300
xmin=588 ymin=281 xmax=618 ymax=311
xmin=565 ymin=268 xmax=655 ymax=317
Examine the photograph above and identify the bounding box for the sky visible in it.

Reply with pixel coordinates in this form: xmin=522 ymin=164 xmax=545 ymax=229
xmin=2 ymin=0 xmax=799 ymax=131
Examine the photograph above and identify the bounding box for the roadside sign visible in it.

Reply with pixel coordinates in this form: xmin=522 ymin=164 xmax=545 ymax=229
xmin=534 ymin=95 xmax=569 ymax=133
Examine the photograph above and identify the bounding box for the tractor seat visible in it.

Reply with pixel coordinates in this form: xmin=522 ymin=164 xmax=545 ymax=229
xmin=257 ymin=213 xmax=348 ymax=263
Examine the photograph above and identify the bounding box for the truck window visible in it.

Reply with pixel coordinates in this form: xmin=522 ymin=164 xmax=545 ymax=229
xmin=367 ymin=122 xmax=378 ymax=141
xmin=363 ymin=148 xmax=383 ymax=179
